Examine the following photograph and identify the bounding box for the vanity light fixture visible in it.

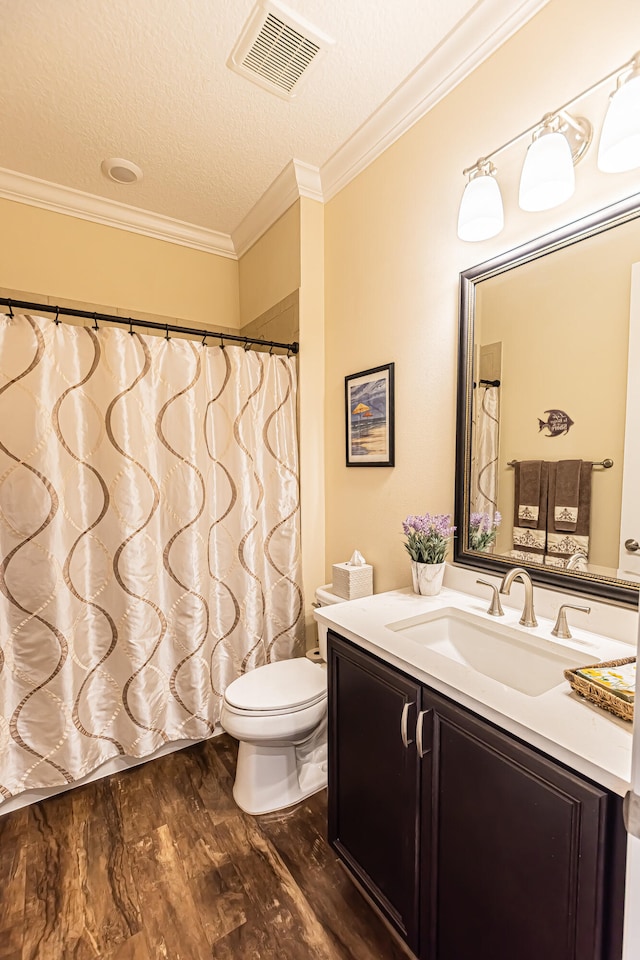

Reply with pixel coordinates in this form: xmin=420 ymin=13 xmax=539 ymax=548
xmin=457 ymin=159 xmax=504 ymax=241
xmin=458 ymin=51 xmax=640 ymax=241
xmin=519 ymin=112 xmax=591 ymax=212
xmin=598 ymin=53 xmax=640 ymax=172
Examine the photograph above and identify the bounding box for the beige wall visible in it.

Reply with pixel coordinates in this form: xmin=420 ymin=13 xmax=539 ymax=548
xmin=477 ymin=218 xmax=640 ymax=568
xmin=240 ymin=292 xmax=298 ymax=346
xmin=0 ymin=198 xmax=240 ymax=330
xmin=238 ymin=202 xmax=301 ymax=326
xmin=324 ymin=0 xmax=639 ymax=594
xmin=239 ymin=198 xmax=326 ymax=647
xmin=298 ymin=198 xmax=326 ymax=645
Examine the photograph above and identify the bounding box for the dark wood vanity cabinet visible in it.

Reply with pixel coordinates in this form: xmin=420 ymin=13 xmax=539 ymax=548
xmin=327 ymin=630 xmax=626 ymax=960
xmin=421 ymin=695 xmax=625 ymax=960
xmin=327 ymin=630 xmax=422 ymax=950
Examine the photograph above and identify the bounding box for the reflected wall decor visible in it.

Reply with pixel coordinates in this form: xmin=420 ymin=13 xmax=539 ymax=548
xmin=345 ymin=363 xmax=394 ymax=467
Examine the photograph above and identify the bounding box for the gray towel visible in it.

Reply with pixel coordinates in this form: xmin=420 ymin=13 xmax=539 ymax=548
xmin=546 ymin=461 xmax=592 ymax=566
xmin=515 ymin=460 xmax=543 ymax=529
xmin=553 ymin=459 xmax=581 ymax=532
xmin=512 ymin=461 xmax=548 ymax=560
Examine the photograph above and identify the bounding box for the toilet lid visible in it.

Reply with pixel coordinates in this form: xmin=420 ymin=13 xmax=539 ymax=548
xmin=224 ymin=658 xmax=326 ymax=712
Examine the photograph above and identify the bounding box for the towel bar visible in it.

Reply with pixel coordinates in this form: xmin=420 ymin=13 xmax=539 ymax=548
xmin=507 ymin=458 xmax=613 ymax=469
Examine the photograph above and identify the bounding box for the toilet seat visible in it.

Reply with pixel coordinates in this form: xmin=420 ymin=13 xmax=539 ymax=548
xmin=224 ymin=658 xmax=326 ymax=716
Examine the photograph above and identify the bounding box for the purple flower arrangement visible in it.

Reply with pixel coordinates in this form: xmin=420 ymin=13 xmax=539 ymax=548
xmin=402 ymin=513 xmax=456 ymax=564
xmin=469 ymin=511 xmax=502 ymax=552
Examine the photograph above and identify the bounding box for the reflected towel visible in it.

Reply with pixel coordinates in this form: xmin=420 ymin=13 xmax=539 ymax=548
xmin=553 ymin=459 xmax=581 ymax=531
xmin=546 ymin=461 xmax=592 ymax=565
xmin=514 ymin=460 xmax=544 ymax=528
xmin=512 ymin=461 xmax=548 ymax=559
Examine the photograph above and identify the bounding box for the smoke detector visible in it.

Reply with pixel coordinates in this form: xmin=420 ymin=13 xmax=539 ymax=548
xmin=101 ymin=158 xmax=143 ymax=184
xmin=228 ymin=0 xmax=334 ymax=99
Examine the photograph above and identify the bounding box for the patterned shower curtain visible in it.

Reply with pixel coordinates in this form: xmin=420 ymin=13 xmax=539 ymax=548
xmin=470 ymin=384 xmax=500 ymax=522
xmin=0 ymin=314 xmax=304 ymax=800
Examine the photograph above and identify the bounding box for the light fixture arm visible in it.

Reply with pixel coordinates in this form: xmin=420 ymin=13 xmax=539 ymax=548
xmin=462 ymin=157 xmax=496 ymax=179
xmin=613 ymin=53 xmax=640 ymax=91
xmin=559 ymin=110 xmax=586 ymax=135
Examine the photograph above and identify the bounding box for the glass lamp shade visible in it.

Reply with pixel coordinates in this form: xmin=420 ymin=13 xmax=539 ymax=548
xmin=597 ymin=72 xmax=640 ymax=172
xmin=457 ymin=174 xmax=504 ymax=242
xmin=519 ymin=131 xmax=575 ymax=212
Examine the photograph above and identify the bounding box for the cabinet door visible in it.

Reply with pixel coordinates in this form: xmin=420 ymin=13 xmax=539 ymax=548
xmin=420 ymin=690 xmax=614 ymax=960
xmin=328 ymin=631 xmax=421 ymax=949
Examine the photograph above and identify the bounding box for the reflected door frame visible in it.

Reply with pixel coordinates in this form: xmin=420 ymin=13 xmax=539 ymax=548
xmin=618 ymin=261 xmax=640 ymax=578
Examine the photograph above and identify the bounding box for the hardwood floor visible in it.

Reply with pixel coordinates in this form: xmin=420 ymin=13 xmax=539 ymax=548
xmin=0 ymin=734 xmax=409 ymax=960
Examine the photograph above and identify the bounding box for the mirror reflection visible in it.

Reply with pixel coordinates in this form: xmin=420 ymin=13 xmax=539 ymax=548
xmin=458 ymin=197 xmax=640 ymax=602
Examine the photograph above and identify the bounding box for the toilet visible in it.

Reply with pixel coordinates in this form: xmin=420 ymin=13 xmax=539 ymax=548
xmin=220 ymin=584 xmax=344 ymax=815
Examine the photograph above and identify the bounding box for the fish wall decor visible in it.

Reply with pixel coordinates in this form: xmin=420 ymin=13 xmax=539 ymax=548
xmin=538 ymin=409 xmax=574 ymax=437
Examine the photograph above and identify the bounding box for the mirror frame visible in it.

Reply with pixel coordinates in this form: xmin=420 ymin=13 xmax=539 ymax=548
xmin=454 ymin=191 xmax=640 ymax=608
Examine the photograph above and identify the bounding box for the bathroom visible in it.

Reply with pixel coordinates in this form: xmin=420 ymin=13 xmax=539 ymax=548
xmin=1 ymin=0 xmax=639 ymax=957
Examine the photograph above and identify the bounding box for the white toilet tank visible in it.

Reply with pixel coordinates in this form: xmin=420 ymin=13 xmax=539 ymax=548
xmin=314 ymin=584 xmax=345 ymax=660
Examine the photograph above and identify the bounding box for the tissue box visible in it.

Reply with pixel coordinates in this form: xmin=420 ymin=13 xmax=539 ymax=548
xmin=332 ymin=561 xmax=373 ymax=600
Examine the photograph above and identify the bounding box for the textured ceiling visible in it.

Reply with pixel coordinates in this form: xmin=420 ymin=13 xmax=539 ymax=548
xmin=0 ymin=0 xmax=508 ymax=236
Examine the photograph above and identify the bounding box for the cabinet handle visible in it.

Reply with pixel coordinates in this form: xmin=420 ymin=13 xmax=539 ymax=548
xmin=416 ymin=709 xmax=432 ymax=759
xmin=401 ymin=701 xmax=415 ymax=748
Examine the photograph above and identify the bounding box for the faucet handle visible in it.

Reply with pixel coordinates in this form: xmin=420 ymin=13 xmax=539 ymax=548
xmin=476 ymin=579 xmax=504 ymax=617
xmin=551 ymin=603 xmax=591 ymax=640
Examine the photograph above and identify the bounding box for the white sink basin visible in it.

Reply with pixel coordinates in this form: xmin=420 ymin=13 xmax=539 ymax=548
xmin=385 ymin=607 xmax=594 ymax=697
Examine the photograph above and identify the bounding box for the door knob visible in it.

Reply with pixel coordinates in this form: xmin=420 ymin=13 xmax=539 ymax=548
xmin=625 ymin=538 xmax=640 ymax=552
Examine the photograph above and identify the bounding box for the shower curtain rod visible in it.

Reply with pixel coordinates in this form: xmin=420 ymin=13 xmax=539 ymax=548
xmin=0 ymin=298 xmax=299 ymax=355
xmin=473 ymin=378 xmax=501 ymax=387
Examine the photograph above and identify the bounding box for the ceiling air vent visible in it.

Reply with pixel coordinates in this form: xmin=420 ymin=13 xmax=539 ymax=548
xmin=229 ymin=0 xmax=334 ymax=99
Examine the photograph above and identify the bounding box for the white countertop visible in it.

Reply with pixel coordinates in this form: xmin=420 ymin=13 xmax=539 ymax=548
xmin=315 ymin=585 xmax=635 ymax=796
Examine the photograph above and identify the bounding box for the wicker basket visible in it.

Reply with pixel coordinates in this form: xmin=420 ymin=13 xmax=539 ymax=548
xmin=564 ymin=656 xmax=636 ymax=723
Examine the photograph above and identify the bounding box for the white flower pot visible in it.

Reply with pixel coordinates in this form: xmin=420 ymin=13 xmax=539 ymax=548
xmin=411 ymin=560 xmax=445 ymax=596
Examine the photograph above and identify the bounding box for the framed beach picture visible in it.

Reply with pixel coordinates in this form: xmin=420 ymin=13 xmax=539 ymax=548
xmin=345 ymin=363 xmax=395 ymax=467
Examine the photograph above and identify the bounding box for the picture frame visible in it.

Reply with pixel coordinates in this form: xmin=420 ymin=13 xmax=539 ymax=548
xmin=345 ymin=362 xmax=395 ymax=467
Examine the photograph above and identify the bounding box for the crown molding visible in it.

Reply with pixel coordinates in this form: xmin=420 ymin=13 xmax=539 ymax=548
xmin=232 ymin=159 xmax=323 ymax=257
xmin=0 ymin=167 xmax=237 ymax=259
xmin=320 ymin=0 xmax=550 ymax=200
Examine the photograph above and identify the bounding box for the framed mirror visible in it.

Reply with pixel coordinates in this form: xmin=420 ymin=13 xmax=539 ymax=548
xmin=454 ymin=192 xmax=640 ymax=607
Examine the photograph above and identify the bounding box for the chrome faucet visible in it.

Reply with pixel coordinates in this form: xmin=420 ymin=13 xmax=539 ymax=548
xmin=499 ymin=567 xmax=537 ymax=627
xmin=476 ymin=579 xmax=504 ymax=617
xmin=551 ymin=603 xmax=591 ymax=639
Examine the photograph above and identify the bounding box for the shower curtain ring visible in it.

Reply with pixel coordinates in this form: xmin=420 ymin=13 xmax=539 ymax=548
xmin=201 ymin=333 xmax=207 ymax=346
xmin=93 ymin=313 xmax=99 ymax=331
xmin=220 ymin=335 xmax=225 ymax=349
xmin=54 ymin=307 xmax=60 ymax=326
xmin=129 ymin=318 xmax=134 ymax=335
xmin=8 ymin=300 xmax=13 ymax=318
xmin=269 ymin=344 xmax=274 ymax=355
xmin=244 ymin=339 xmax=251 ymax=351
xmin=165 ymin=324 xmax=170 ymax=341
